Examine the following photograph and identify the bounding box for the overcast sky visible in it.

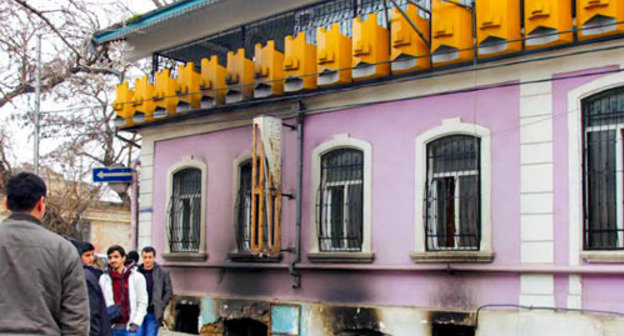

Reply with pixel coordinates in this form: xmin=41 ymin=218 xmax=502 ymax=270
xmin=3 ymin=0 xmax=157 ymax=167
xmin=1 ymin=0 xmax=159 ymax=201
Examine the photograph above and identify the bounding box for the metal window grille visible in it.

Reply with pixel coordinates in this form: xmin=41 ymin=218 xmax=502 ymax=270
xmin=424 ymin=135 xmax=481 ymax=251
xmin=236 ymin=160 xmax=253 ymax=252
xmin=167 ymin=168 xmax=202 ymax=252
xmin=316 ymin=148 xmax=364 ymax=252
xmin=582 ymin=87 xmax=624 ymax=250
xmin=155 ymin=0 xmax=426 ymax=68
xmin=152 ymin=53 xmax=187 ymax=79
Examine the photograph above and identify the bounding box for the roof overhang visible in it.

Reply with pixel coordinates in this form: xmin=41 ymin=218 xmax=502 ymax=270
xmin=93 ymin=0 xmax=322 ymax=62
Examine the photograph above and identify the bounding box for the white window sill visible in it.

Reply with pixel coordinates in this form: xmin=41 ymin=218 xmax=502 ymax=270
xmin=228 ymin=251 xmax=283 ymax=263
xmin=410 ymin=250 xmax=495 ymax=263
xmin=581 ymin=251 xmax=624 ymax=263
xmin=162 ymin=252 xmax=208 ymax=262
xmin=307 ymin=251 xmax=375 ymax=263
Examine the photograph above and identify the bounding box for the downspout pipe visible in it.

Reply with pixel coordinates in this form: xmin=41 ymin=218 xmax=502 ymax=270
xmin=289 ymin=102 xmax=304 ymax=288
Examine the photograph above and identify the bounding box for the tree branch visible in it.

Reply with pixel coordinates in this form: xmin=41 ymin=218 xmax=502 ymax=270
xmin=11 ymin=0 xmax=82 ymax=57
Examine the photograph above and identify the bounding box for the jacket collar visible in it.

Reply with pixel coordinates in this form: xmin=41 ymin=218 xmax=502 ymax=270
xmin=139 ymin=262 xmax=160 ymax=272
xmin=7 ymin=213 xmax=43 ymax=226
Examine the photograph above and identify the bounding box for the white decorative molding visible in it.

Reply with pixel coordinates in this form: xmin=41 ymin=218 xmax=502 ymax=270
xmin=566 ymin=72 xmax=624 ymax=308
xmin=308 ymin=133 xmax=373 ymax=261
xmin=413 ymin=118 xmax=492 ymax=260
xmin=164 ymin=155 xmax=208 ymax=259
xmin=519 ymin=81 xmax=555 ymax=306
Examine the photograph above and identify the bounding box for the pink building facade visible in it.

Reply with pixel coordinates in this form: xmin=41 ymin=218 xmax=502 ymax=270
xmin=97 ymin=1 xmax=624 ymax=335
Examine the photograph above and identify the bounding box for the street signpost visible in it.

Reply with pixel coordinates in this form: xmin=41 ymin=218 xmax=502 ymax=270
xmin=92 ymin=167 xmax=133 ymax=183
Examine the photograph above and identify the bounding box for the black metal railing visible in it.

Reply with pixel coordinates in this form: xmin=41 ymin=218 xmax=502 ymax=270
xmin=316 ymin=148 xmax=364 ymax=252
xmin=424 ymin=135 xmax=481 ymax=251
xmin=155 ymin=0 xmax=426 ymax=68
xmin=583 ymin=87 xmax=624 ymax=250
xmin=167 ymin=168 xmax=202 ymax=252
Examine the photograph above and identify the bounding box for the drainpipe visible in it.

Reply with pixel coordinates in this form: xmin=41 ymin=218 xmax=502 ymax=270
xmin=130 ymin=159 xmax=140 ymax=249
xmin=289 ymin=102 xmax=305 ymax=288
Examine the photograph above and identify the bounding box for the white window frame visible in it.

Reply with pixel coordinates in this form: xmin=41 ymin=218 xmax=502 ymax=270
xmin=568 ymin=72 xmax=624 ymax=263
xmin=163 ymin=155 xmax=207 ymax=261
xmin=230 ymin=152 xmax=253 ymax=254
xmin=412 ymin=118 xmax=494 ymax=262
xmin=308 ymin=133 xmax=374 ymax=263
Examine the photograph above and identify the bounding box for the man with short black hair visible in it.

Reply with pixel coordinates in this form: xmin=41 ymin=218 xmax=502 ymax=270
xmin=125 ymin=250 xmax=140 ymax=267
xmin=100 ymin=245 xmax=148 ymax=336
xmin=68 ymin=240 xmax=111 ymax=336
xmin=138 ymin=246 xmax=173 ymax=336
xmin=0 ymin=172 xmax=89 ymax=335
xmin=81 ymin=241 xmax=97 ymax=267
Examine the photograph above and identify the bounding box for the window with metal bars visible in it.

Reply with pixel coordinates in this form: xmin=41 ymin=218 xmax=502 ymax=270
xmin=236 ymin=160 xmax=253 ymax=252
xmin=316 ymin=148 xmax=364 ymax=252
xmin=424 ymin=135 xmax=481 ymax=251
xmin=582 ymin=87 xmax=624 ymax=250
xmin=167 ymin=168 xmax=202 ymax=252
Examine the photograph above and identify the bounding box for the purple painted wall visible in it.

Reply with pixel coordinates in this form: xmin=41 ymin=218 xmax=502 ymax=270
xmin=151 ymin=84 xmax=522 ymax=307
xmin=551 ymin=66 xmax=624 ymax=311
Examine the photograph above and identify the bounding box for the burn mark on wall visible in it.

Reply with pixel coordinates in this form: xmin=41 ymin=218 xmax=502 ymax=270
xmin=317 ymin=271 xmax=373 ymax=304
xmin=199 ymin=298 xmax=271 ymax=336
xmin=218 ymin=269 xmax=270 ymax=297
xmin=430 ymin=311 xmax=475 ymax=326
xmin=313 ymin=305 xmax=387 ymax=336
xmin=430 ymin=274 xmax=476 ymax=309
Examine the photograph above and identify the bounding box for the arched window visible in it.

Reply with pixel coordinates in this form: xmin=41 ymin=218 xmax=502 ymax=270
xmin=317 ymin=148 xmax=364 ymax=252
xmin=424 ymin=135 xmax=481 ymax=251
xmin=413 ymin=118 xmax=492 ymax=262
xmin=168 ymin=167 xmax=202 ymax=253
xmin=582 ymin=87 xmax=624 ymax=250
xmin=308 ymin=134 xmax=373 ymax=262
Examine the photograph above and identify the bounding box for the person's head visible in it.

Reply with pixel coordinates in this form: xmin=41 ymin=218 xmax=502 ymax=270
xmin=80 ymin=242 xmax=96 ymax=267
xmin=107 ymin=245 xmax=126 ymax=272
xmin=141 ymin=246 xmax=157 ymax=270
xmin=125 ymin=250 xmax=139 ymax=266
xmin=4 ymin=172 xmax=47 ymax=220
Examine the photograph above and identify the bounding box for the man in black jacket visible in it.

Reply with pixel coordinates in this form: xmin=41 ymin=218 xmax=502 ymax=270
xmin=81 ymin=242 xmax=111 ymax=336
xmin=138 ymin=246 xmax=173 ymax=336
xmin=69 ymin=240 xmax=111 ymax=336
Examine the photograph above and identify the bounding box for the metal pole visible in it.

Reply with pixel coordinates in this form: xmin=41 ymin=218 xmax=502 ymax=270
xmin=34 ymin=35 xmax=41 ymax=175
xmin=289 ymin=103 xmax=304 ymax=289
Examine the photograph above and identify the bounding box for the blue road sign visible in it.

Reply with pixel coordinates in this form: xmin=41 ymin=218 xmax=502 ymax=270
xmin=92 ymin=167 xmax=133 ymax=183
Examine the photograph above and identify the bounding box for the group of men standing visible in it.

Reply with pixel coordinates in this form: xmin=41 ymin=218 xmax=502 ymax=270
xmin=0 ymin=172 xmax=172 ymax=336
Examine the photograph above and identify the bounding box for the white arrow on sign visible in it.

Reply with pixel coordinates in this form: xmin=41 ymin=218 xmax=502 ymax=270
xmin=97 ymin=171 xmax=132 ymax=179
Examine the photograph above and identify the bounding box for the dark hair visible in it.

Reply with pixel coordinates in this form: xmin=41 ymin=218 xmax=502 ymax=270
xmin=126 ymin=250 xmax=139 ymax=265
xmin=141 ymin=246 xmax=156 ymax=256
xmin=80 ymin=242 xmax=95 ymax=255
xmin=107 ymin=245 xmax=126 ymax=257
xmin=6 ymin=172 xmax=47 ymax=212
xmin=64 ymin=236 xmax=81 ymax=255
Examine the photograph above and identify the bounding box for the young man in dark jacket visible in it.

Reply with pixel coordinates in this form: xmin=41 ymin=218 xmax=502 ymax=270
xmin=79 ymin=242 xmax=111 ymax=336
xmin=0 ymin=172 xmax=89 ymax=335
xmin=138 ymin=246 xmax=173 ymax=336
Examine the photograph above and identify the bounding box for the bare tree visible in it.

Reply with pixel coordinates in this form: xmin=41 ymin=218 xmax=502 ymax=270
xmin=0 ymin=127 xmax=15 ymax=193
xmin=41 ymin=56 xmax=141 ymax=207
xmin=150 ymin=0 xmax=175 ymax=9
xmin=42 ymin=165 xmax=102 ymax=237
xmin=0 ymin=1 xmax=143 ymax=234
xmin=0 ymin=0 xmax=122 ymax=110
